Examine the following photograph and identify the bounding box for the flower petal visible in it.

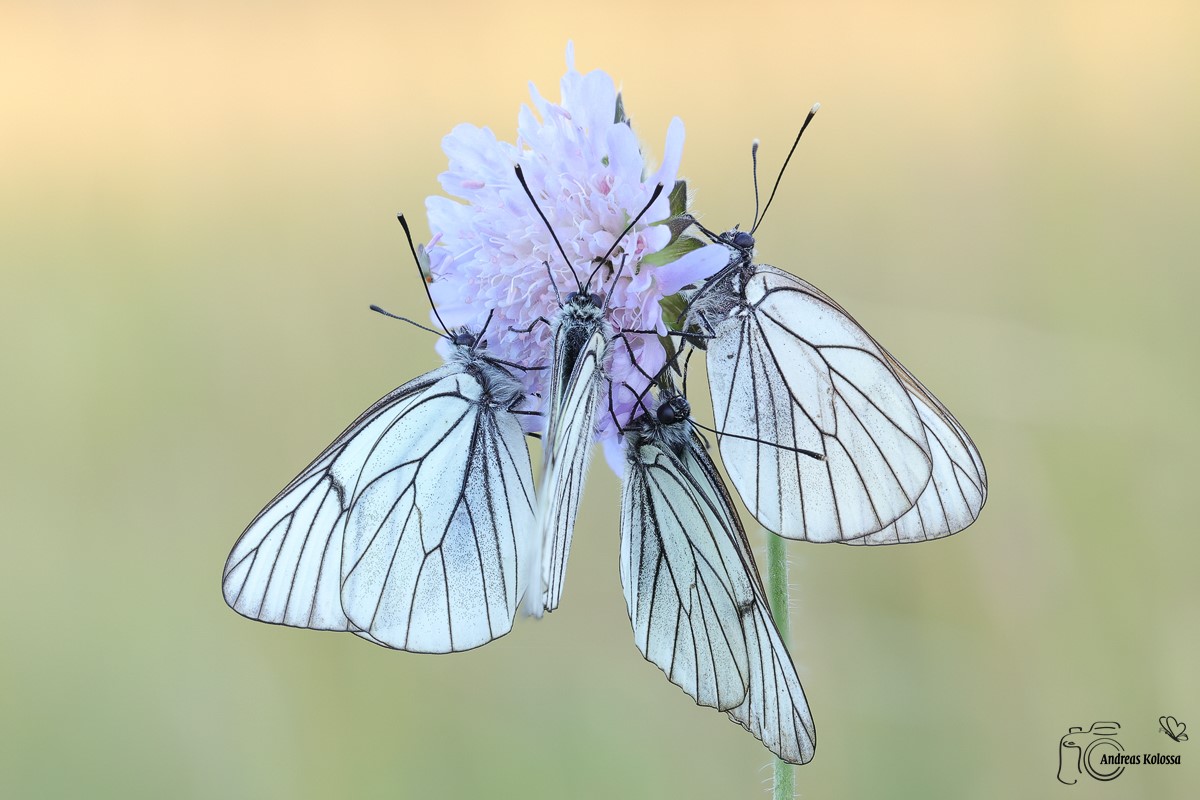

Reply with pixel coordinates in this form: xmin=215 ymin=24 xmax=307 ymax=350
xmin=653 ymin=242 xmax=729 ymax=296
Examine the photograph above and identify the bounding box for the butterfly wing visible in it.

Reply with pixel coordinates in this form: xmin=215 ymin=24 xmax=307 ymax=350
xmin=338 ymin=367 xmax=536 ymax=652
xmin=621 ymin=428 xmax=816 ymax=765
xmin=527 ymin=322 xmax=606 ymax=616
xmin=222 ymin=366 xmax=452 ymax=632
xmin=704 ymin=263 xmax=957 ymax=541
xmin=845 ymin=349 xmax=987 ymax=544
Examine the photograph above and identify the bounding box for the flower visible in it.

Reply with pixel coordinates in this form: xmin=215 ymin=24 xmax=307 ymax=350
xmin=425 ymin=44 xmax=727 ymax=472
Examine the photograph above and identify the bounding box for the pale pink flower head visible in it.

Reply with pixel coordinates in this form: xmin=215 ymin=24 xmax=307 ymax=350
xmin=425 ymin=45 xmax=726 ymax=470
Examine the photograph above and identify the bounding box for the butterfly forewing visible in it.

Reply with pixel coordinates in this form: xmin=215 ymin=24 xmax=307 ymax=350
xmin=620 ymin=425 xmax=816 ymax=765
xmin=622 ymin=443 xmax=753 ymax=711
xmin=339 ymin=369 xmax=535 ymax=652
xmin=530 ymin=319 xmax=607 ymax=615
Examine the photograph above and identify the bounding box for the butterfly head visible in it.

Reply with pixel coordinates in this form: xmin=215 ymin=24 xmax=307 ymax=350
xmin=728 ymin=230 xmax=756 ymax=251
xmin=565 ymin=290 xmax=604 ymax=310
xmin=715 ymin=228 xmax=756 ymax=268
xmin=656 ymin=393 xmax=690 ymax=426
xmin=450 ymin=329 xmax=479 ymax=348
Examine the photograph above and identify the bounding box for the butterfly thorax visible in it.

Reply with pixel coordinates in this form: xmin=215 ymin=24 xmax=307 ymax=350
xmin=626 ymin=394 xmax=692 ymax=458
xmin=554 ymin=292 xmax=609 ymax=395
xmin=446 ymin=343 xmax=526 ymax=411
xmin=679 ymin=229 xmax=758 ymax=337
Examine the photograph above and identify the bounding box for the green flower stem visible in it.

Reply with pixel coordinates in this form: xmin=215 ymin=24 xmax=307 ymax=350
xmin=764 ymin=528 xmax=795 ymax=800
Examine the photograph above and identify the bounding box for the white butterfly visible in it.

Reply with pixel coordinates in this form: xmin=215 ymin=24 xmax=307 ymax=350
xmin=619 ymin=384 xmax=816 ymax=764
xmin=529 ymin=289 xmax=610 ymax=616
xmin=681 ymin=108 xmax=986 ymax=545
xmin=683 ymin=226 xmax=986 ymax=545
xmin=515 ymin=166 xmax=667 ymax=617
xmin=222 ymin=324 xmax=538 ymax=653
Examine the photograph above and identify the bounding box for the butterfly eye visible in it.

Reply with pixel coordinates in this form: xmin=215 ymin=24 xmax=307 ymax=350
xmin=732 ymin=231 xmax=755 ymax=249
xmin=452 ymin=332 xmax=476 ymax=347
xmin=589 ymin=293 xmax=603 ymax=307
xmin=656 ymin=396 xmax=689 ymax=425
xmin=566 ymin=291 xmax=579 ymax=302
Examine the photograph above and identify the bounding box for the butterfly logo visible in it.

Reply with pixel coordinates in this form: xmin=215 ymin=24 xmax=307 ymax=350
xmin=1159 ymin=715 xmax=1189 ymax=742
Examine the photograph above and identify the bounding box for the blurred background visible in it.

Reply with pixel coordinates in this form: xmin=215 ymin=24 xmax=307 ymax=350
xmin=2 ymin=1 xmax=1197 ymax=797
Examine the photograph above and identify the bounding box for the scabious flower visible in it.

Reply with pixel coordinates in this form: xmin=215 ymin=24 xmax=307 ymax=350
xmin=424 ymin=45 xmax=727 ymax=473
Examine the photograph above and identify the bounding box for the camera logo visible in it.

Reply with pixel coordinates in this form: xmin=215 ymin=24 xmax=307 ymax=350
xmin=1057 ymin=722 xmax=1126 ymax=784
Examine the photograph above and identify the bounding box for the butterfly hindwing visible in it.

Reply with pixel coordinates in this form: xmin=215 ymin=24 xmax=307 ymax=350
xmin=340 ymin=368 xmax=536 ymax=652
xmin=845 ymin=349 xmax=987 ymax=544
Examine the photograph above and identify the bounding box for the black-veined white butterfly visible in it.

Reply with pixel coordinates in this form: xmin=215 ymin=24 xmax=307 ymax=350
xmin=617 ymin=376 xmax=816 ymax=764
xmin=222 ymin=221 xmax=539 ymax=653
xmin=684 ymin=105 xmax=987 ymax=545
xmin=512 ymin=165 xmax=667 ymax=617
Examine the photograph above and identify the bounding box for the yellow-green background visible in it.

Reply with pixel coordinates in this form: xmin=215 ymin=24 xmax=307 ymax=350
xmin=3 ymin=2 xmax=1196 ymax=798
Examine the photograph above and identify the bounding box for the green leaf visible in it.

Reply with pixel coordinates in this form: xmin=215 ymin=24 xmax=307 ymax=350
xmin=641 ymin=234 xmax=705 ymax=268
xmin=668 ymin=180 xmax=687 ymax=218
xmin=614 ymin=93 xmax=627 ymax=125
xmin=658 ymin=292 xmax=689 ymax=330
xmin=658 ymin=335 xmax=677 ymax=378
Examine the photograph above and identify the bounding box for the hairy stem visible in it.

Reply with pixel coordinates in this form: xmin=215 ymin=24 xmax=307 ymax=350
xmin=765 ymin=528 xmax=795 ymax=800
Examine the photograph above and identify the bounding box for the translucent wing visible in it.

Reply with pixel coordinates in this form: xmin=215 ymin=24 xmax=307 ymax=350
xmin=339 ymin=369 xmax=536 ymax=653
xmin=222 ymin=367 xmax=451 ymax=633
xmin=704 ymin=264 xmax=940 ymax=541
xmin=527 ymin=324 xmax=606 ymax=616
xmin=845 ymin=351 xmax=987 ymax=544
xmin=621 ymin=429 xmax=816 ymax=765
xmin=223 ymin=359 xmax=536 ymax=653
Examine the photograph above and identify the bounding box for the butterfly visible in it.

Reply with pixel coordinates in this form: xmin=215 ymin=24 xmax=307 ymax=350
xmin=683 ymin=105 xmax=987 ymax=545
xmin=222 ymin=221 xmax=540 ymax=652
xmin=512 ymin=165 xmax=669 ymax=617
xmin=617 ymin=375 xmax=815 ymax=764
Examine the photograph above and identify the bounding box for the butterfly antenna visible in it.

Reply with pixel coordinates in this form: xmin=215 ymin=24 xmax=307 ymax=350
xmin=474 ymin=308 xmax=496 ymax=346
xmin=396 ymin=213 xmax=452 ymax=335
xmin=514 ymin=164 xmax=583 ymax=293
xmin=369 ymin=304 xmax=447 ymax=338
xmin=749 ymin=139 xmax=762 ymax=231
xmin=585 ymin=182 xmax=665 ymax=292
xmin=690 ymin=418 xmax=826 ymax=460
xmin=751 ymin=102 xmax=820 ymax=235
